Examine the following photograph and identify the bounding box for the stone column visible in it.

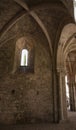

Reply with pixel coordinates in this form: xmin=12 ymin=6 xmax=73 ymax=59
xmin=57 ymin=67 xmax=67 ymax=121
xmin=52 ymin=68 xmax=59 ymax=123
xmin=75 ymin=84 xmax=76 ymax=110
xmin=74 ymin=75 xmax=76 ymax=111
xmin=68 ymin=81 xmax=76 ymax=111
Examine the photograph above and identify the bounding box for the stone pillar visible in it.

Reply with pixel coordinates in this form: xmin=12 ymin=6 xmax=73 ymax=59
xmin=75 ymin=85 xmax=76 ymax=110
xmin=56 ymin=70 xmax=63 ymax=120
xmin=57 ymin=68 xmax=67 ymax=121
xmin=74 ymin=75 xmax=76 ymax=111
xmin=52 ymin=68 xmax=59 ymax=123
xmin=68 ymin=81 xmax=76 ymax=111
xmin=67 ymin=73 xmax=76 ymax=111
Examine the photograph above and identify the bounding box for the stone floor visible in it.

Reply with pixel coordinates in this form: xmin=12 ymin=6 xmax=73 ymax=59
xmin=0 ymin=111 xmax=76 ymax=130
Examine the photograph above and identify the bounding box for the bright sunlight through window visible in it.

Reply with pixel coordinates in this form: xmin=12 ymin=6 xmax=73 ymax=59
xmin=74 ymin=0 xmax=76 ymax=21
xmin=20 ymin=49 xmax=28 ymax=66
xmin=65 ymin=75 xmax=69 ymax=98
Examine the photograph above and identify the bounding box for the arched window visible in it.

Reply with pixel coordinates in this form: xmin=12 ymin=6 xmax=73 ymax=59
xmin=20 ymin=49 xmax=28 ymax=66
xmin=13 ymin=37 xmax=34 ymax=73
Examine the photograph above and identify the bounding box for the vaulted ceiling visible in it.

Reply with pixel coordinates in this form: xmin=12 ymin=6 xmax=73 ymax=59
xmin=0 ymin=0 xmax=74 ymax=47
xmin=0 ymin=0 xmax=76 ymax=75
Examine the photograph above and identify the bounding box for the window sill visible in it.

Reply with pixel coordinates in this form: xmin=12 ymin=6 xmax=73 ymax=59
xmin=19 ymin=66 xmax=34 ymax=73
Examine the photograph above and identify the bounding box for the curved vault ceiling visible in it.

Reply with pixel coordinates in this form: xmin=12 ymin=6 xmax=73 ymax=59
xmin=0 ymin=0 xmax=75 ymax=57
xmin=0 ymin=1 xmax=74 ymax=35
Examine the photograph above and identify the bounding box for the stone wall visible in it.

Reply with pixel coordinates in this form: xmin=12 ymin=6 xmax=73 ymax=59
xmin=0 ymin=30 xmax=53 ymax=124
xmin=0 ymin=1 xmax=70 ymax=124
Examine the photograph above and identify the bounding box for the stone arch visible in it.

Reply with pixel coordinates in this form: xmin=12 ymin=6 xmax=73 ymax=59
xmin=57 ymin=23 xmax=76 ymax=73
xmin=13 ymin=36 xmax=35 ymax=73
xmin=57 ymin=23 xmax=76 ymax=120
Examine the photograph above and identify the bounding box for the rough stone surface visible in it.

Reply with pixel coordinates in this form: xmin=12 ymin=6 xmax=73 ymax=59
xmin=0 ymin=0 xmax=75 ymax=125
xmin=0 ymin=31 xmax=53 ymax=124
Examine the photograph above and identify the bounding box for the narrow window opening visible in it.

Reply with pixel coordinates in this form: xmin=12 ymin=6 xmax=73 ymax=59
xmin=20 ymin=49 xmax=28 ymax=66
xmin=73 ymin=0 xmax=76 ymax=22
xmin=65 ymin=75 xmax=70 ymax=110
